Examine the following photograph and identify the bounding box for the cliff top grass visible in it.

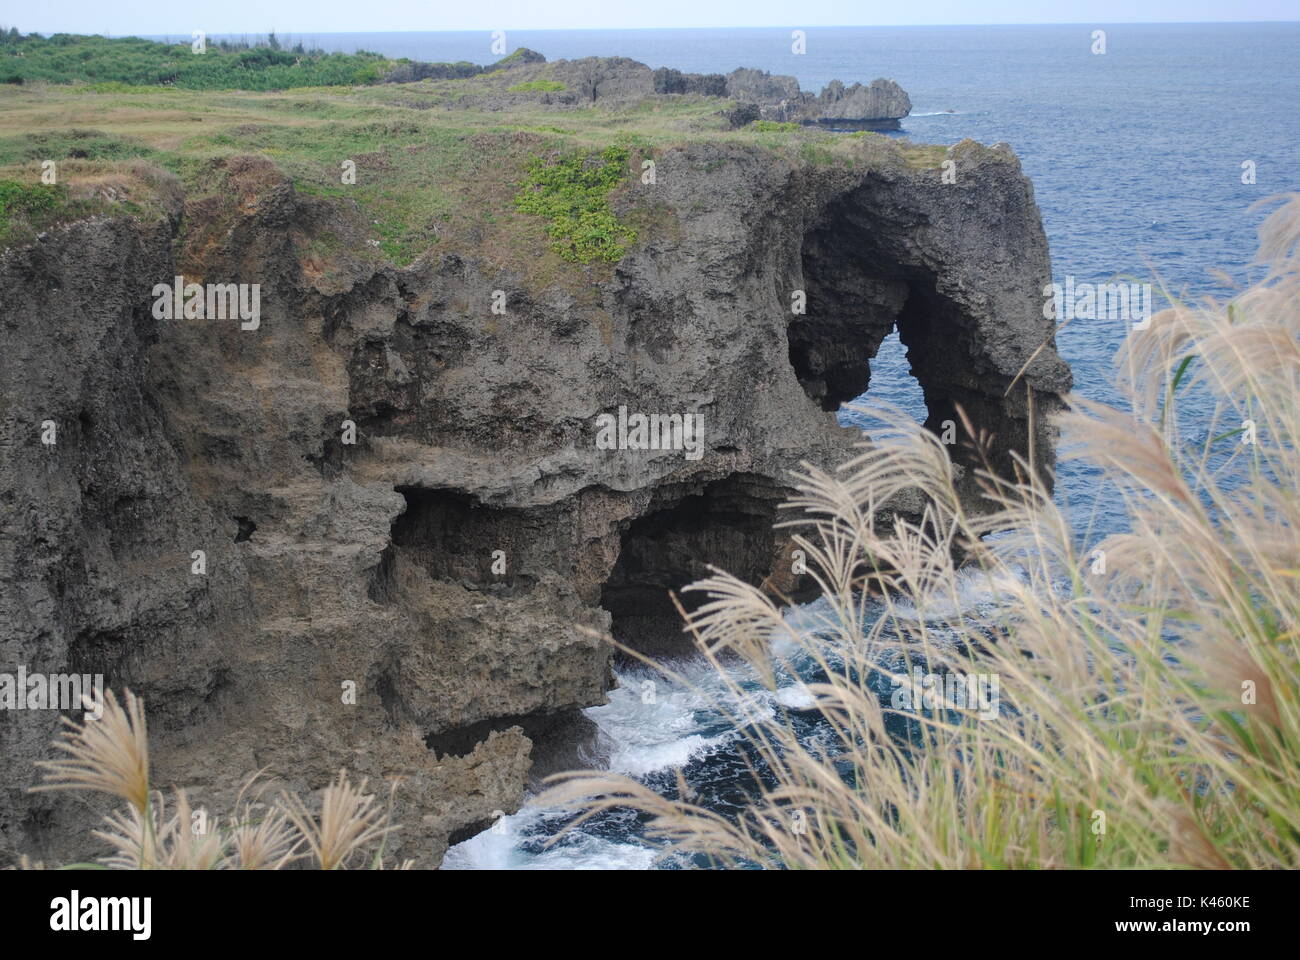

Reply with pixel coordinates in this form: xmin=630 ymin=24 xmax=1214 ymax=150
xmin=0 ymin=44 xmax=954 ymax=276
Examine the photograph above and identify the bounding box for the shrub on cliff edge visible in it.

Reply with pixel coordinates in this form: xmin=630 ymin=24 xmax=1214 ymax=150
xmin=515 ymin=144 xmax=637 ymax=263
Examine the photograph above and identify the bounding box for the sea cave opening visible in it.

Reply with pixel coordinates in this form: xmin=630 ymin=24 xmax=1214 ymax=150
xmin=369 ymin=486 xmax=538 ymax=602
xmin=599 ymin=473 xmax=815 ymax=660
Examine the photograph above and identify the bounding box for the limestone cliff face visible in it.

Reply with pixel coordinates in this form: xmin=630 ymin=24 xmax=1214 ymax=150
xmin=0 ymin=140 xmax=1069 ymax=867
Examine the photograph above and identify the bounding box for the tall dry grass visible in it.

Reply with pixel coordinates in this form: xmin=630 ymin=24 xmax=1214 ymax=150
xmin=25 ymin=689 xmax=410 ymax=870
xmin=543 ymin=195 xmax=1300 ymax=869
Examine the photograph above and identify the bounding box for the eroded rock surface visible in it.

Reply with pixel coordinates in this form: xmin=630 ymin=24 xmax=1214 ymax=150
xmin=0 ymin=138 xmax=1068 ymax=867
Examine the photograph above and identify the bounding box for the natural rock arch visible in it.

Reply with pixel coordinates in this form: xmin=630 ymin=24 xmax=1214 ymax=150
xmin=786 ymin=149 xmax=1072 ymax=496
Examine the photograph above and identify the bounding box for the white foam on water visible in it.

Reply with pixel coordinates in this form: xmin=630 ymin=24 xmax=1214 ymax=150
xmin=588 ymin=657 xmax=777 ymax=776
xmin=444 ymin=657 xmax=765 ymax=869
xmin=885 ymin=565 xmax=1022 ymax=623
xmin=774 ymin=682 xmax=816 ymax=710
xmin=780 ymin=595 xmax=836 ymax=637
xmin=441 ymin=803 xmax=659 ymax=871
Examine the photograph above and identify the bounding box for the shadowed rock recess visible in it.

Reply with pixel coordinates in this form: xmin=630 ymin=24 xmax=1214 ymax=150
xmin=0 ymin=133 xmax=1069 ymax=866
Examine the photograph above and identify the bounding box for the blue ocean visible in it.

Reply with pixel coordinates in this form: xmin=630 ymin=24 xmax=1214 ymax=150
xmin=219 ymin=24 xmax=1300 ymax=868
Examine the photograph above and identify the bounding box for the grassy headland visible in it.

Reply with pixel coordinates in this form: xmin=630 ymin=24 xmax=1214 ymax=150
xmin=0 ymin=31 xmax=946 ymax=273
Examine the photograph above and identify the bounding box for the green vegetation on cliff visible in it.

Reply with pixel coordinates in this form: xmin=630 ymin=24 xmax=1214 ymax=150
xmin=508 ymin=79 xmax=565 ymax=93
xmin=0 ymin=179 xmax=60 ymax=217
xmin=0 ymin=174 xmax=169 ymax=248
xmin=515 ymin=145 xmax=637 ymax=263
xmin=0 ymin=179 xmax=63 ymax=243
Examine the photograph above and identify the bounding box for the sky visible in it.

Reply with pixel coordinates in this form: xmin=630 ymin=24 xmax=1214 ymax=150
xmin=9 ymin=1 xmax=1297 ymax=36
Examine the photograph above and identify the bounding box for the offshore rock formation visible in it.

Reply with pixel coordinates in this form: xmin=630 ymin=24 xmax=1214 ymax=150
xmin=802 ymin=78 xmax=913 ymax=129
xmin=719 ymin=69 xmax=911 ymax=128
xmin=0 ymin=138 xmax=1068 ymax=867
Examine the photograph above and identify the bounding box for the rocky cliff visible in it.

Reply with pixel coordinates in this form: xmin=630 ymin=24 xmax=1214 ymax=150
xmin=0 ymin=120 xmax=1069 ymax=866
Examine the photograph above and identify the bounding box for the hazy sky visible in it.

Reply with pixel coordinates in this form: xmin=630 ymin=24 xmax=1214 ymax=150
xmin=11 ymin=1 xmax=1297 ymax=36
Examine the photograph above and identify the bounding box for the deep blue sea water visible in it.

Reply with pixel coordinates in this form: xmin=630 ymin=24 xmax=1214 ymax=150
xmin=222 ymin=25 xmax=1299 ymax=868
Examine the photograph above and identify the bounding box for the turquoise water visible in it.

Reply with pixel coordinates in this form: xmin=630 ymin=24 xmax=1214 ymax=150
xmin=244 ymin=24 xmax=1299 ymax=868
